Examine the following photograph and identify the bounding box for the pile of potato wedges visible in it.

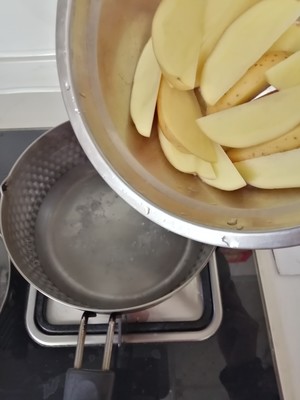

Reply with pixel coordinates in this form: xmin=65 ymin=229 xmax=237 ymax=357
xmin=130 ymin=0 xmax=300 ymax=190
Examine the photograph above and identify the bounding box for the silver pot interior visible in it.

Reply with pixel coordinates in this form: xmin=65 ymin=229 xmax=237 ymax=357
xmin=56 ymin=0 xmax=300 ymax=248
xmin=0 ymin=123 xmax=214 ymax=312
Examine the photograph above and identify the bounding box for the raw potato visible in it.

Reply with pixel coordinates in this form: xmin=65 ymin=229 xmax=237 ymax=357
xmin=202 ymin=145 xmax=246 ymax=191
xmin=152 ymin=0 xmax=205 ymax=90
xmin=235 ymin=148 xmax=300 ymax=189
xmin=130 ymin=38 xmax=161 ymax=137
xmin=129 ymin=1 xmax=300 ymax=191
xmin=266 ymin=50 xmax=300 ymax=89
xmin=158 ymin=127 xmax=216 ymax=180
xmin=196 ymin=0 xmax=260 ymax=84
xmin=200 ymin=0 xmax=300 ymax=105
xmin=160 ymin=68 xmax=190 ymax=91
xmin=271 ymin=23 xmax=300 ymax=53
xmin=227 ymin=124 xmax=300 ymax=162
xmin=206 ymin=51 xmax=290 ymax=115
xmin=157 ymin=78 xmax=216 ymax=162
xmin=197 ymin=85 xmax=300 ymax=148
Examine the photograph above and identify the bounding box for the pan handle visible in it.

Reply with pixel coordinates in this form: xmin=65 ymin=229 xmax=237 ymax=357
xmin=63 ymin=369 xmax=115 ymax=400
xmin=63 ymin=312 xmax=116 ymax=400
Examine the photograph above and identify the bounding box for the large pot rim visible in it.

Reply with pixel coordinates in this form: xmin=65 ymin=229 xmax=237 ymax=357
xmin=56 ymin=0 xmax=300 ymax=249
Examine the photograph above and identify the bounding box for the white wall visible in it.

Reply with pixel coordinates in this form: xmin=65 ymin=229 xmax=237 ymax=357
xmin=0 ymin=0 xmax=67 ymax=129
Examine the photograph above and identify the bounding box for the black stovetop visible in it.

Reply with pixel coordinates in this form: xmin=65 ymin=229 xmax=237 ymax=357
xmin=0 ymin=130 xmax=280 ymax=400
xmin=0 ymin=252 xmax=280 ymax=400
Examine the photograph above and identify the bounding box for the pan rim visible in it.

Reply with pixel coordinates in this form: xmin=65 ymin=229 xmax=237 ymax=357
xmin=0 ymin=123 xmax=215 ymax=313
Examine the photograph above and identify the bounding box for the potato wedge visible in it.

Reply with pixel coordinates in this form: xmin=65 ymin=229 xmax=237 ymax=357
xmin=206 ymin=51 xmax=290 ymax=115
xmin=235 ymin=148 xmax=300 ymax=189
xmin=202 ymin=145 xmax=246 ymax=191
xmin=266 ymin=50 xmax=300 ymax=89
xmin=197 ymin=85 xmax=300 ymax=148
xmin=196 ymin=0 xmax=260 ymax=84
xmin=157 ymin=78 xmax=216 ymax=162
xmin=159 ymin=67 xmax=190 ymax=91
xmin=227 ymin=124 xmax=300 ymax=162
xmin=152 ymin=0 xmax=205 ymax=90
xmin=271 ymin=23 xmax=300 ymax=53
xmin=130 ymin=38 xmax=161 ymax=137
xmin=200 ymin=0 xmax=300 ymax=105
xmin=158 ymin=127 xmax=216 ymax=180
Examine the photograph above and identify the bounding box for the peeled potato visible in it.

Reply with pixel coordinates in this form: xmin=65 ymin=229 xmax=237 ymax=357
xmin=157 ymin=77 xmax=216 ymax=162
xmin=197 ymin=85 xmax=300 ymax=148
xmin=160 ymin=67 xmax=191 ymax=91
xmin=227 ymin=124 xmax=300 ymax=162
xmin=152 ymin=0 xmax=205 ymax=90
xmin=158 ymin=127 xmax=216 ymax=180
xmin=206 ymin=51 xmax=290 ymax=115
xmin=158 ymin=127 xmax=245 ymax=190
xmin=271 ymin=23 xmax=300 ymax=53
xmin=202 ymin=145 xmax=246 ymax=191
xmin=200 ymin=0 xmax=300 ymax=105
xmin=130 ymin=38 xmax=161 ymax=137
xmin=235 ymin=148 xmax=300 ymax=189
xmin=196 ymin=0 xmax=260 ymax=84
xmin=130 ymin=0 xmax=300 ymax=191
xmin=266 ymin=50 xmax=300 ymax=89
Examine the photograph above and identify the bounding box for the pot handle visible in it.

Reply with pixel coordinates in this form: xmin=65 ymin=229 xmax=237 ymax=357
xmin=63 ymin=370 xmax=114 ymax=400
xmin=63 ymin=312 xmax=116 ymax=400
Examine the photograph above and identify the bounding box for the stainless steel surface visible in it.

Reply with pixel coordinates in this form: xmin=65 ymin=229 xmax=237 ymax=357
xmin=45 ymin=275 xmax=204 ymax=324
xmin=74 ymin=312 xmax=93 ymax=369
xmin=102 ymin=315 xmax=116 ymax=371
xmin=0 ymin=122 xmax=214 ymax=313
xmin=34 ymin=162 xmax=209 ymax=311
xmin=0 ymin=233 xmax=10 ymax=313
xmin=254 ymin=86 xmax=276 ymax=99
xmin=25 ymin=253 xmax=222 ymax=346
xmin=56 ymin=0 xmax=300 ymax=249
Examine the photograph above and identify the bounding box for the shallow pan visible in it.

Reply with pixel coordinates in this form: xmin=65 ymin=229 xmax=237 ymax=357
xmin=0 ymin=122 xmax=214 ymax=313
xmin=0 ymin=122 xmax=214 ymax=400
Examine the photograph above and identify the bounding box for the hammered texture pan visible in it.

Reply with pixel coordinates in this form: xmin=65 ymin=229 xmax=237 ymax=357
xmin=0 ymin=122 xmax=214 ymax=312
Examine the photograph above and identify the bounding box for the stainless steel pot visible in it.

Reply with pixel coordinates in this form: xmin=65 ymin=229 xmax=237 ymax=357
xmin=0 ymin=232 xmax=10 ymax=313
xmin=0 ymin=122 xmax=215 ymax=399
xmin=56 ymin=0 xmax=300 ymax=249
xmin=0 ymin=122 xmax=213 ymax=312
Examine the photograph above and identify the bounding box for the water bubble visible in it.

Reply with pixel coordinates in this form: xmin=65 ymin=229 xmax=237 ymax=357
xmin=64 ymin=81 xmax=70 ymax=90
xmin=143 ymin=206 xmax=150 ymax=215
xmin=227 ymin=218 xmax=238 ymax=226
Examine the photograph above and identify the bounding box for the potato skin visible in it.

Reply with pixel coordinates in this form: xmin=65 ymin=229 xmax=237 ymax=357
xmin=227 ymin=124 xmax=300 ymax=162
xmin=266 ymin=50 xmax=300 ymax=90
xmin=234 ymin=147 xmax=300 ymax=189
xmin=206 ymin=51 xmax=290 ymax=115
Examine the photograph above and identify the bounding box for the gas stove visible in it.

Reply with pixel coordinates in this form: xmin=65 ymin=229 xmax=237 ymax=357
xmin=25 ymin=257 xmax=222 ymax=347
xmin=0 ymin=129 xmax=281 ymax=400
